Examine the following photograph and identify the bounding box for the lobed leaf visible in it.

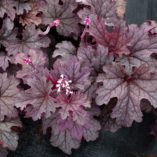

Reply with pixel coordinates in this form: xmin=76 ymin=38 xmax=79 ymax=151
xmin=4 ymin=25 xmax=50 ymax=56
xmin=0 ymin=0 xmax=15 ymax=20
xmin=53 ymin=92 xmax=90 ymax=125
xmin=0 ymin=118 xmax=22 ymax=151
xmin=52 ymin=41 xmax=76 ymax=59
xmin=41 ymin=0 xmax=80 ymax=37
xmin=14 ymin=49 xmax=48 ymax=80
xmin=42 ymin=113 xmax=100 ymax=154
xmin=78 ymin=0 xmax=119 ymax=26
xmin=96 ymin=63 xmax=157 ymax=127
xmin=0 ymin=52 xmax=10 ymax=71
xmin=11 ymin=0 xmax=32 ymax=15
xmin=16 ymin=76 xmax=57 ymax=120
xmin=0 ymin=73 xmax=19 ymax=121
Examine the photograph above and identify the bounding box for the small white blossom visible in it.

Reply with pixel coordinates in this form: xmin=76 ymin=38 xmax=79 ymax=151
xmin=56 ymin=74 xmax=73 ymax=95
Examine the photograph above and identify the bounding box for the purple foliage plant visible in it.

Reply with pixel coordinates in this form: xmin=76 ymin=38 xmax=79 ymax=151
xmin=0 ymin=0 xmax=157 ymax=155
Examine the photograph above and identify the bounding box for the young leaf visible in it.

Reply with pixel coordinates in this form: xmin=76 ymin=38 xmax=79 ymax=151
xmin=96 ymin=63 xmax=157 ymax=127
xmin=0 ymin=118 xmax=22 ymax=151
xmin=41 ymin=0 xmax=80 ymax=37
xmin=15 ymin=76 xmax=57 ymax=120
xmin=0 ymin=73 xmax=19 ymax=121
xmin=19 ymin=2 xmax=42 ymax=26
xmin=53 ymin=92 xmax=90 ymax=125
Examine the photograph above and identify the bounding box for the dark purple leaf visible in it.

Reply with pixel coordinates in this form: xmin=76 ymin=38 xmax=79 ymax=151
xmin=0 ymin=118 xmax=22 ymax=151
xmin=119 ymin=21 xmax=157 ymax=67
xmin=78 ymin=0 xmax=119 ymax=26
xmin=50 ymin=57 xmax=91 ymax=91
xmin=14 ymin=49 xmax=48 ymax=80
xmin=0 ymin=73 xmax=19 ymax=121
xmin=41 ymin=0 xmax=80 ymax=37
xmin=0 ymin=147 xmax=8 ymax=157
xmin=52 ymin=41 xmax=76 ymax=59
xmin=0 ymin=0 xmax=15 ymax=20
xmin=42 ymin=112 xmax=100 ymax=154
xmin=53 ymin=92 xmax=90 ymax=125
xmin=0 ymin=52 xmax=10 ymax=71
xmin=16 ymin=75 xmax=57 ymax=120
xmin=96 ymin=63 xmax=157 ymax=127
xmin=78 ymin=44 xmax=112 ymax=72
xmin=87 ymin=17 xmax=129 ymax=56
xmin=11 ymin=0 xmax=32 ymax=15
xmin=0 ymin=18 xmax=14 ymax=46
xmin=4 ymin=25 xmax=50 ymax=56
xmin=19 ymin=2 xmax=42 ymax=26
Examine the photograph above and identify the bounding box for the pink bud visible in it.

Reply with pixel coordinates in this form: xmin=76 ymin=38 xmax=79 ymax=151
xmin=23 ymin=58 xmax=32 ymax=65
xmin=50 ymin=19 xmax=61 ymax=27
xmin=39 ymin=19 xmax=61 ymax=35
xmin=84 ymin=17 xmax=91 ymax=26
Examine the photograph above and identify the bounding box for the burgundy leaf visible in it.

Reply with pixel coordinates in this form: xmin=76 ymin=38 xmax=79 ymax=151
xmin=0 ymin=73 xmax=19 ymax=121
xmin=41 ymin=0 xmax=80 ymax=37
xmin=96 ymin=63 xmax=157 ymax=127
xmin=15 ymin=76 xmax=57 ymax=120
xmin=4 ymin=25 xmax=50 ymax=56
xmin=87 ymin=17 xmax=129 ymax=56
xmin=0 ymin=119 xmax=22 ymax=151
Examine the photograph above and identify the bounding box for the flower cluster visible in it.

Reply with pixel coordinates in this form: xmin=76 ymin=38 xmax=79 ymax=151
xmin=0 ymin=0 xmax=157 ymax=155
